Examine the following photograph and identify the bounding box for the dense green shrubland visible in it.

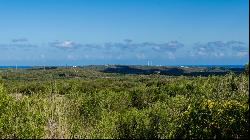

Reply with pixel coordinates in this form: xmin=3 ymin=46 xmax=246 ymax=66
xmin=0 ymin=70 xmax=249 ymax=139
xmin=0 ymin=83 xmax=46 ymax=138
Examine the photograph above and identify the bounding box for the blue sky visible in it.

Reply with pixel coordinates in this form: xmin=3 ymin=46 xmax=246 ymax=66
xmin=0 ymin=0 xmax=249 ymax=66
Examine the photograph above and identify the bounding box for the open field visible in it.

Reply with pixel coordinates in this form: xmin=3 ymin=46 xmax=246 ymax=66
xmin=0 ymin=65 xmax=249 ymax=139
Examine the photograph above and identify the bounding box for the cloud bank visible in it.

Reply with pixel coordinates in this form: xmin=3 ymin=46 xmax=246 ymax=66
xmin=49 ymin=39 xmax=184 ymax=53
xmin=12 ymin=38 xmax=28 ymax=43
xmin=49 ymin=40 xmax=82 ymax=50
xmin=191 ymin=41 xmax=248 ymax=58
xmin=0 ymin=38 xmax=248 ymax=65
xmin=0 ymin=38 xmax=37 ymax=50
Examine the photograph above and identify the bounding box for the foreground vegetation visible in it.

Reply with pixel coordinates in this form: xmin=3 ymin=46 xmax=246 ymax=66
xmin=0 ymin=66 xmax=249 ymax=139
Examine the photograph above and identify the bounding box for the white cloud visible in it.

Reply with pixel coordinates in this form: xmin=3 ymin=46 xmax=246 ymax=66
xmin=50 ymin=40 xmax=80 ymax=49
xmin=12 ymin=38 xmax=28 ymax=43
xmin=191 ymin=41 xmax=248 ymax=58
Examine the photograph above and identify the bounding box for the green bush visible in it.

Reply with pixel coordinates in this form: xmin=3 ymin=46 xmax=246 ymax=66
xmin=174 ymin=99 xmax=249 ymax=139
xmin=0 ymin=83 xmax=47 ymax=139
xmin=0 ymin=69 xmax=248 ymax=139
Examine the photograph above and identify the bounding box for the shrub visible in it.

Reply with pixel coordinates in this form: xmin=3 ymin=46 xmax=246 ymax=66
xmin=173 ymin=99 xmax=249 ymax=139
xmin=0 ymin=83 xmax=47 ymax=139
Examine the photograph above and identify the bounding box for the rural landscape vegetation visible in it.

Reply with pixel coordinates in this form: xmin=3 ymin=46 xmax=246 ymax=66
xmin=0 ymin=65 xmax=249 ymax=139
xmin=0 ymin=0 xmax=249 ymax=139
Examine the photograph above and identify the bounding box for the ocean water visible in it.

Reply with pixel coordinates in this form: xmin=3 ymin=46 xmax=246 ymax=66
xmin=0 ymin=65 xmax=245 ymax=69
xmin=0 ymin=66 xmax=33 ymax=69
xmin=178 ymin=65 xmax=244 ymax=68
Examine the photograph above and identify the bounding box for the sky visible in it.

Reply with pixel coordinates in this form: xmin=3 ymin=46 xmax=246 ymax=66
xmin=0 ymin=0 xmax=249 ymax=66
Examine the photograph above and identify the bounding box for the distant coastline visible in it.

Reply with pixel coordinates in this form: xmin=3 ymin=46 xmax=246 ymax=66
xmin=0 ymin=66 xmax=32 ymax=69
xmin=0 ymin=65 xmax=245 ymax=69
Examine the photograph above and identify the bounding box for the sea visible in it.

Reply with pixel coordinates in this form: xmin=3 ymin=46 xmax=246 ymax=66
xmin=0 ymin=65 xmax=245 ymax=69
xmin=0 ymin=66 xmax=33 ymax=69
xmin=177 ymin=65 xmax=245 ymax=68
